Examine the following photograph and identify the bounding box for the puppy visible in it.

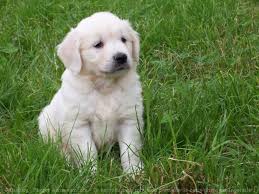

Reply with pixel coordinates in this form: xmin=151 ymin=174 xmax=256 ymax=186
xmin=38 ymin=12 xmax=143 ymax=173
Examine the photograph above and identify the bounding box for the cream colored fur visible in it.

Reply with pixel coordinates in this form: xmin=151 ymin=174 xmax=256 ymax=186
xmin=38 ymin=12 xmax=143 ymax=173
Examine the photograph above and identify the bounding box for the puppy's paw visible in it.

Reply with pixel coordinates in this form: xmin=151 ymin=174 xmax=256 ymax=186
xmin=123 ymin=161 xmax=144 ymax=180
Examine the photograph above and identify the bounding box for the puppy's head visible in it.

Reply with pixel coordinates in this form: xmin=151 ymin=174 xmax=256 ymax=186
xmin=57 ymin=12 xmax=139 ymax=78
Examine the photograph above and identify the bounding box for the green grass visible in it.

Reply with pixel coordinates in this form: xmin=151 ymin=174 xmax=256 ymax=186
xmin=0 ymin=0 xmax=258 ymax=192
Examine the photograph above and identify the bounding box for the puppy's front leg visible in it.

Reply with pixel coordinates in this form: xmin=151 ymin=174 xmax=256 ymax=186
xmin=118 ymin=120 xmax=143 ymax=174
xmin=69 ymin=126 xmax=97 ymax=171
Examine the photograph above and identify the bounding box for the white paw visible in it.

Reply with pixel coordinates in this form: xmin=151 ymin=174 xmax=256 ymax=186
xmin=123 ymin=161 xmax=144 ymax=175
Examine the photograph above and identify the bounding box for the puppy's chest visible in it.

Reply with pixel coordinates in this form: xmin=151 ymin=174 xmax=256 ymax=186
xmin=84 ymin=91 xmax=125 ymax=146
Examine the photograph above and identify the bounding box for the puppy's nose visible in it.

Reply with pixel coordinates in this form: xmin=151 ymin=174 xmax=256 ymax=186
xmin=113 ymin=52 xmax=127 ymax=64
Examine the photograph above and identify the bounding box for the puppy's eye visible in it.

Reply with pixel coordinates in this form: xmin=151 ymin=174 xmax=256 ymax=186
xmin=121 ymin=37 xmax=127 ymax=43
xmin=94 ymin=41 xmax=104 ymax=48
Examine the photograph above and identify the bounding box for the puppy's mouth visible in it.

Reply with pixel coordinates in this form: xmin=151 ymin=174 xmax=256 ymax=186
xmin=100 ymin=63 xmax=130 ymax=75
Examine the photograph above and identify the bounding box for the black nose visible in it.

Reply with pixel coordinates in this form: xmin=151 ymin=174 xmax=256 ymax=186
xmin=113 ymin=52 xmax=127 ymax=64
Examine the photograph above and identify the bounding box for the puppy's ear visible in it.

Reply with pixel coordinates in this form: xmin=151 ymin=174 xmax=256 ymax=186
xmin=131 ymin=30 xmax=140 ymax=64
xmin=57 ymin=28 xmax=82 ymax=74
xmin=124 ymin=20 xmax=140 ymax=64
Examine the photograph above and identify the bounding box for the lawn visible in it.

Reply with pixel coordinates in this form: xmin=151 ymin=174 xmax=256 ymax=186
xmin=0 ymin=0 xmax=258 ymax=193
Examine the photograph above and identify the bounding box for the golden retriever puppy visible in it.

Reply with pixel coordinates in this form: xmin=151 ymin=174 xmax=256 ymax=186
xmin=38 ymin=12 xmax=143 ymax=174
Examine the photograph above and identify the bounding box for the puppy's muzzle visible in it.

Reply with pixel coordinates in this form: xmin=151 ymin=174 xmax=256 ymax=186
xmin=112 ymin=52 xmax=129 ymax=72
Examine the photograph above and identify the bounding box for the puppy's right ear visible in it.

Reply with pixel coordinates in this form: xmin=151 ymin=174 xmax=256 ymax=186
xmin=57 ymin=28 xmax=82 ymax=74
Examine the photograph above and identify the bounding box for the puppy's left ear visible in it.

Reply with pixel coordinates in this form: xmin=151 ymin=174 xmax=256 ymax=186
xmin=57 ymin=28 xmax=82 ymax=74
xmin=131 ymin=30 xmax=140 ymax=64
xmin=124 ymin=21 xmax=140 ymax=64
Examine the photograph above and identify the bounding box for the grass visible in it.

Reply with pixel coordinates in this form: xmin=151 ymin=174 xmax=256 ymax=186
xmin=0 ymin=0 xmax=258 ymax=192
